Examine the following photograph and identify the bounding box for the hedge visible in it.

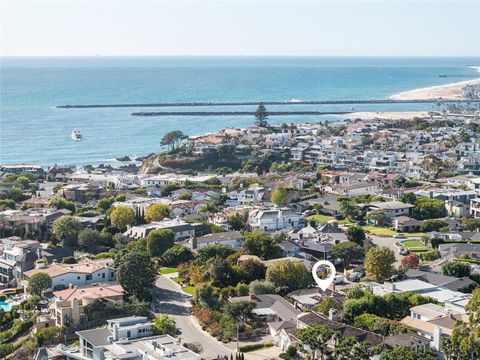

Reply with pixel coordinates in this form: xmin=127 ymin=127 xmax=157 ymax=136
xmin=239 ymin=342 xmax=274 ymax=352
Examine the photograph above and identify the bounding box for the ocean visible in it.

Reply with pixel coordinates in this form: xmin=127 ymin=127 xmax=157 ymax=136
xmin=1 ymin=56 xmax=479 ymax=166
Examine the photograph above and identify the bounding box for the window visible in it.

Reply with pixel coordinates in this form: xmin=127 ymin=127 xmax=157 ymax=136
xmin=86 ymin=274 xmax=92 ymax=281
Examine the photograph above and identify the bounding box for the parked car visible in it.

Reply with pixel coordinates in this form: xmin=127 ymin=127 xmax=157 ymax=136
xmin=356 ymin=221 xmax=367 ymax=226
xmin=333 ymin=275 xmax=344 ymax=284
xmin=399 ymin=247 xmax=409 ymax=255
xmin=394 ymin=233 xmax=406 ymax=239
xmin=348 ymin=272 xmax=363 ymax=282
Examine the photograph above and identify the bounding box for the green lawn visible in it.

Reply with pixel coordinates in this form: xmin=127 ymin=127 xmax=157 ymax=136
xmin=362 ymin=226 xmax=397 ymax=237
xmin=401 ymin=240 xmax=424 ymax=248
xmin=362 ymin=226 xmax=425 ymax=238
xmin=159 ymin=267 xmax=178 ymax=275
xmin=172 ymin=277 xmax=183 ymax=284
xmin=308 ymin=214 xmax=335 ymax=223
xmin=182 ymin=286 xmax=195 ymax=295
xmin=401 ymin=240 xmax=430 ymax=251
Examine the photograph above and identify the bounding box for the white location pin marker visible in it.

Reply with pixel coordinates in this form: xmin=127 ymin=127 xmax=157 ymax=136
xmin=312 ymin=260 xmax=336 ymax=291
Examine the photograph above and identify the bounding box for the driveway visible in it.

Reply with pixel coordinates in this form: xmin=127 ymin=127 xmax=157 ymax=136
xmin=369 ymin=235 xmax=403 ymax=266
xmin=153 ymin=275 xmax=233 ymax=359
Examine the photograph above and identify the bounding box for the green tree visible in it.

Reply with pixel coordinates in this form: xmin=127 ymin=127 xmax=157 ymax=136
xmin=160 ymin=130 xmax=187 ymax=151
xmin=161 ymin=245 xmax=193 ymax=266
xmin=270 ymin=185 xmax=288 ymax=206
xmin=226 ymin=300 xmax=256 ymax=323
xmin=147 ymin=229 xmax=175 ymax=257
xmin=380 ymin=346 xmax=436 ymax=360
xmin=49 ymin=198 xmax=76 ymax=213
xmin=237 ymin=259 xmax=266 ymax=283
xmin=441 ymin=262 xmax=471 ymax=278
xmin=331 ymin=241 xmax=363 ymax=268
xmin=266 ymin=260 xmax=311 ymax=294
xmin=345 ymin=226 xmax=366 ymax=246
xmin=14 ymin=176 xmax=30 ymax=189
xmin=297 ymin=324 xmax=334 ymax=359
xmin=227 ymin=212 xmax=248 ymax=231
xmin=412 ymin=197 xmax=448 ymax=220
xmin=196 ymin=245 xmax=236 ymax=263
xmin=339 ymin=198 xmax=356 ymax=218
xmin=420 ymin=219 xmax=449 ymax=232
xmin=144 ymin=203 xmax=172 ymax=223
xmin=462 ymin=218 xmax=480 ymax=231
xmin=114 ymin=249 xmax=156 ymax=299
xmin=27 ymin=272 xmax=52 ymax=296
xmin=448 ymin=288 xmax=480 ymax=359
xmin=248 ymin=279 xmax=275 ymax=295
xmin=208 ymin=257 xmax=236 ymax=288
xmin=0 ymin=344 xmax=14 ymax=359
xmin=78 ymin=228 xmax=103 ymax=250
xmin=110 ymin=206 xmax=135 ymax=230
xmin=6 ymin=188 xmax=28 ymax=202
xmin=254 ymin=102 xmax=269 ymax=127
xmin=96 ymin=197 xmax=115 ymax=214
xmin=51 ymin=216 xmax=81 ymax=247
xmin=242 ymin=231 xmax=283 ymax=260
xmin=315 ymin=297 xmax=342 ymax=315
xmin=365 ymin=247 xmax=396 ymax=282
xmin=194 ymin=282 xmax=218 ymax=309
xmin=152 ymin=315 xmax=176 ymax=336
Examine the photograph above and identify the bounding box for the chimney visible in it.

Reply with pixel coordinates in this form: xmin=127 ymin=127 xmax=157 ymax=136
xmin=328 ymin=308 xmax=338 ymax=321
xmin=112 ymin=323 xmax=119 ymax=341
xmin=432 ymin=326 xmax=442 ymax=351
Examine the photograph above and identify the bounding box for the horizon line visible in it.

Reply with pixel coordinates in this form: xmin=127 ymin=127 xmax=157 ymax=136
xmin=2 ymin=54 xmax=480 ymax=58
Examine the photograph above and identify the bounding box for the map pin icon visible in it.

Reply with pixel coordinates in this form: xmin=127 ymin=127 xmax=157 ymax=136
xmin=312 ymin=260 xmax=336 ymax=291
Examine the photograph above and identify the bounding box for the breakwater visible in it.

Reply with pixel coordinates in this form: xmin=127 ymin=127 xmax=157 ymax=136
xmin=56 ymin=98 xmax=480 ymax=109
xmin=131 ymin=111 xmax=352 ymax=116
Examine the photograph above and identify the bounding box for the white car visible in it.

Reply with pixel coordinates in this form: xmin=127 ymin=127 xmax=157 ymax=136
xmin=333 ymin=275 xmax=344 ymax=284
xmin=394 ymin=233 xmax=406 ymax=239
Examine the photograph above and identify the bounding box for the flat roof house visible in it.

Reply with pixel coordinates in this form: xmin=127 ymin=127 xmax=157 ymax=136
xmin=57 ymin=316 xmax=200 ymax=360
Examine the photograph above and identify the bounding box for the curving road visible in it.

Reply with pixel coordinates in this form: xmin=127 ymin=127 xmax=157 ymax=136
xmin=153 ymin=275 xmax=233 ymax=359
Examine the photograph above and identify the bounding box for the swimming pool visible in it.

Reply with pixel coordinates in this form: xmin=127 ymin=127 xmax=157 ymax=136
xmin=0 ymin=302 xmax=11 ymax=311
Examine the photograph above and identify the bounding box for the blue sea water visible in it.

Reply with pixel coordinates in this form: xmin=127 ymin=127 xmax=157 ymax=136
xmin=1 ymin=56 xmax=479 ymax=166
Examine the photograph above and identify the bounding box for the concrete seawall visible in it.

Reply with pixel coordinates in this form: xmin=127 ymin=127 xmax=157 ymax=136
xmin=131 ymin=111 xmax=352 ymax=116
xmin=56 ymin=98 xmax=480 ymax=109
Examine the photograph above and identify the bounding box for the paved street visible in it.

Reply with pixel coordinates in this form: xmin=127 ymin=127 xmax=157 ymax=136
xmin=153 ymin=275 xmax=233 ymax=359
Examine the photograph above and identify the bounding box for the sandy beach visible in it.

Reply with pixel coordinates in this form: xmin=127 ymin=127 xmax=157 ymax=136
xmin=390 ymin=76 xmax=480 ymax=101
xmin=347 ymin=111 xmax=429 ymax=120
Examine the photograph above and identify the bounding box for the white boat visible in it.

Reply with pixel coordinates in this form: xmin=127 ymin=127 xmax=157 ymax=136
xmin=71 ymin=129 xmax=82 ymax=141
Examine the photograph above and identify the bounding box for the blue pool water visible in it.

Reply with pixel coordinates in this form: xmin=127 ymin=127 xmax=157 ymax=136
xmin=1 ymin=56 xmax=479 ymax=166
xmin=0 ymin=301 xmax=12 ymax=312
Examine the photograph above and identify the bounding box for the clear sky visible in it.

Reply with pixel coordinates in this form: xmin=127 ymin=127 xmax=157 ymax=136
xmin=1 ymin=0 xmax=479 ymax=57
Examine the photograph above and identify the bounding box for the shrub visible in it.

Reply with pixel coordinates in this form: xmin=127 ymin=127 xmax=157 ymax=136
xmin=419 ymin=249 xmax=441 ymax=261
xmin=239 ymin=342 xmax=274 ymax=352
xmin=35 ymin=326 xmax=66 ymax=345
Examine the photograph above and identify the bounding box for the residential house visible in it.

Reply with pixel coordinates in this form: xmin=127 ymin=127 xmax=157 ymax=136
xmin=57 ymin=316 xmax=200 ymax=360
xmin=187 ymin=231 xmax=243 ymax=250
xmin=358 ymin=200 xmax=414 ymax=220
xmin=248 ymin=207 xmax=305 ymax=232
xmin=325 ymin=182 xmax=381 ymax=196
xmin=23 ymin=258 xmax=115 ymax=290
xmin=393 ymin=216 xmax=422 ymax=232
xmin=123 ymin=219 xmax=208 ymax=241
xmin=51 ymin=283 xmax=124 ymax=327
xmin=400 ymin=303 xmax=468 ymax=351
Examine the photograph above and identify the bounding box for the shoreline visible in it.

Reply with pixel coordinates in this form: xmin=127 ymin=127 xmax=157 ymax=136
xmin=390 ymin=67 xmax=480 ymax=100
